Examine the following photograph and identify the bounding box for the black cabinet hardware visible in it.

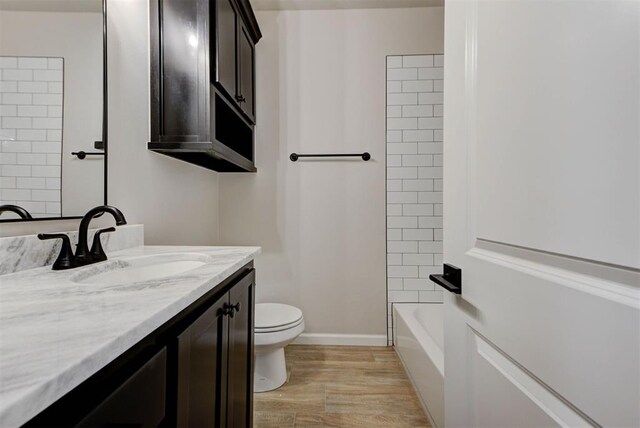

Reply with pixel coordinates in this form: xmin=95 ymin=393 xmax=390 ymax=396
xmin=223 ymin=302 xmax=242 ymax=318
xmin=235 ymin=95 xmax=246 ymax=103
xmin=429 ymin=264 xmax=462 ymax=294
xmin=72 ymin=151 xmax=105 ymax=160
xmin=290 ymin=152 xmax=371 ymax=162
xmin=37 ymin=233 xmax=78 ymax=270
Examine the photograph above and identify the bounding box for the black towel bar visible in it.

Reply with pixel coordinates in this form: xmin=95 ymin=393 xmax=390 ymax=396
xmin=71 ymin=151 xmax=105 ymax=160
xmin=290 ymin=152 xmax=370 ymax=161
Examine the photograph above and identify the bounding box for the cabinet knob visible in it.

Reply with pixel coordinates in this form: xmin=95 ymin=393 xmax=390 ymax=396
xmin=235 ymin=95 xmax=246 ymax=103
xmin=223 ymin=302 xmax=241 ymax=318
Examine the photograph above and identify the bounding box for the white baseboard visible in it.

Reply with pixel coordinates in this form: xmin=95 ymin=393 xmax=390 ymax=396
xmin=292 ymin=333 xmax=388 ymax=347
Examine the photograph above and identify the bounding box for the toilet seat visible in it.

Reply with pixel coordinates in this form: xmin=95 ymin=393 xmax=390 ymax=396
xmin=256 ymin=317 xmax=304 ymax=333
xmin=255 ymin=303 xmax=303 ymax=333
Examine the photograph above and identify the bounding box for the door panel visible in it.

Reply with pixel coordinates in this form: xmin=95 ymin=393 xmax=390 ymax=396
xmin=160 ymin=0 xmax=209 ymax=139
xmin=473 ymin=1 xmax=639 ymax=268
xmin=226 ymin=270 xmax=255 ymax=428
xmin=214 ymin=0 xmax=237 ymax=99
xmin=444 ymin=1 xmax=640 ymax=427
xmin=470 ymin=331 xmax=590 ymax=427
xmin=176 ymin=296 xmax=228 ymax=427
xmin=238 ymin=23 xmax=255 ymax=121
xmin=77 ymin=348 xmax=167 ymax=428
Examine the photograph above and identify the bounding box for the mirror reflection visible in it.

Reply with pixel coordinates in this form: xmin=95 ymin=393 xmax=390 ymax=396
xmin=0 ymin=0 xmax=105 ymax=221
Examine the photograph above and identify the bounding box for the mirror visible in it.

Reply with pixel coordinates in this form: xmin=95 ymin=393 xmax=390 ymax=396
xmin=0 ymin=0 xmax=106 ymax=222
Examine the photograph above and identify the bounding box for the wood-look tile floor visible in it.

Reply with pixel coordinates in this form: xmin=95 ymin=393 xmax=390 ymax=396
xmin=253 ymin=345 xmax=430 ymax=428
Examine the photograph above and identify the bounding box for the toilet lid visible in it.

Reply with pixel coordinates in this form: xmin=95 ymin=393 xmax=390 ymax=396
xmin=255 ymin=303 xmax=303 ymax=330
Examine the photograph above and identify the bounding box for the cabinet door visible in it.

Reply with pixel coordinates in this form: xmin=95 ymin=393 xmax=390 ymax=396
xmin=156 ymin=0 xmax=209 ymax=141
xmin=213 ymin=0 xmax=238 ymax=100
xmin=176 ymin=295 xmax=229 ymax=428
xmin=76 ymin=348 xmax=167 ymax=428
xmin=226 ymin=270 xmax=255 ymax=428
xmin=237 ymin=22 xmax=255 ymax=122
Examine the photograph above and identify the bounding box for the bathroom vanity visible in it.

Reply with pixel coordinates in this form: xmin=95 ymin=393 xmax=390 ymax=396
xmin=0 ymin=236 xmax=261 ymax=427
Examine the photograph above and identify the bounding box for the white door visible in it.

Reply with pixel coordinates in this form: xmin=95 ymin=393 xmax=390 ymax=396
xmin=443 ymin=1 xmax=640 ymax=427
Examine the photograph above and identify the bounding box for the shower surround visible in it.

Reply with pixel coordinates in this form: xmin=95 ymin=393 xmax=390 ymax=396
xmin=386 ymin=54 xmax=444 ymax=344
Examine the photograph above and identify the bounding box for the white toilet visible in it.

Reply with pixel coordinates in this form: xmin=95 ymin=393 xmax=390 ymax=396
xmin=254 ymin=303 xmax=304 ymax=392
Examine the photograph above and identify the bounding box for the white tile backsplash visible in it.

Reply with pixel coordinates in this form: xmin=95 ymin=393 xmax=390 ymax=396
xmin=386 ymin=54 xmax=444 ymax=344
xmin=0 ymin=56 xmax=63 ymax=218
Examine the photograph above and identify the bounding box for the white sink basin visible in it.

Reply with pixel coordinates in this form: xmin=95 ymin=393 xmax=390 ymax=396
xmin=71 ymin=253 xmax=211 ymax=286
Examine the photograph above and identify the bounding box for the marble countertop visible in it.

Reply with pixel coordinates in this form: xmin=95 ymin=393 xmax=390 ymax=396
xmin=0 ymin=245 xmax=261 ymax=427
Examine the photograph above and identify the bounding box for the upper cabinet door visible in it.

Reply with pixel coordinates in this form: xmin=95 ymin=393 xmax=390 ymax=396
xmin=155 ymin=0 xmax=209 ymax=141
xmin=238 ymin=22 xmax=255 ymax=122
xmin=213 ymin=0 xmax=238 ymax=100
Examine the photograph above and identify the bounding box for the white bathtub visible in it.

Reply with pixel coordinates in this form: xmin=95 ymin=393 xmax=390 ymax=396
xmin=393 ymin=303 xmax=444 ymax=428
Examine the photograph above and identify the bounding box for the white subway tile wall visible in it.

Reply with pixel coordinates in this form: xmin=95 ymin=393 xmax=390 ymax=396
xmin=0 ymin=57 xmax=63 ymax=217
xmin=386 ymin=54 xmax=444 ymax=344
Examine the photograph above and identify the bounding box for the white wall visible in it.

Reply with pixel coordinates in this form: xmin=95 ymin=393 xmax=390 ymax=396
xmin=106 ymin=0 xmax=219 ymax=245
xmin=1 ymin=0 xmax=221 ymax=245
xmin=219 ymin=7 xmax=444 ymax=337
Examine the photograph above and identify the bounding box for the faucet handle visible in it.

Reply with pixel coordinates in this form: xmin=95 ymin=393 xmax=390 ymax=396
xmin=38 ymin=233 xmax=78 ymax=270
xmin=89 ymin=227 xmax=116 ymax=263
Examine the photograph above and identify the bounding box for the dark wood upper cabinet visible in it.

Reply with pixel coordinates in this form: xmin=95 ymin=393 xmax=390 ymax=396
xmin=214 ymin=0 xmax=237 ymax=100
xmin=238 ymin=22 xmax=255 ymax=121
xmin=149 ymin=0 xmax=261 ymax=173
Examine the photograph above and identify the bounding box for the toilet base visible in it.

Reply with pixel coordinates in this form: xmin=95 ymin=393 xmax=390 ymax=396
xmin=254 ymin=347 xmax=287 ymax=392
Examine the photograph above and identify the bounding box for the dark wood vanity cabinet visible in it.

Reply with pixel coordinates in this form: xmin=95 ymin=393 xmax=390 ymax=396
xmin=149 ymin=0 xmax=261 ymax=173
xmin=77 ymin=348 xmax=168 ymax=428
xmin=226 ymin=273 xmax=255 ymax=428
xmin=26 ymin=265 xmax=256 ymax=428
xmin=176 ymin=296 xmax=228 ymax=427
xmin=176 ymin=270 xmax=255 ymax=428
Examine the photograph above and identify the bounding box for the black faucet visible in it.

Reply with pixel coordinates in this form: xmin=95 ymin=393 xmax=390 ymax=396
xmin=75 ymin=205 xmax=127 ymax=265
xmin=0 ymin=204 xmax=33 ymax=220
xmin=37 ymin=205 xmax=127 ymax=270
